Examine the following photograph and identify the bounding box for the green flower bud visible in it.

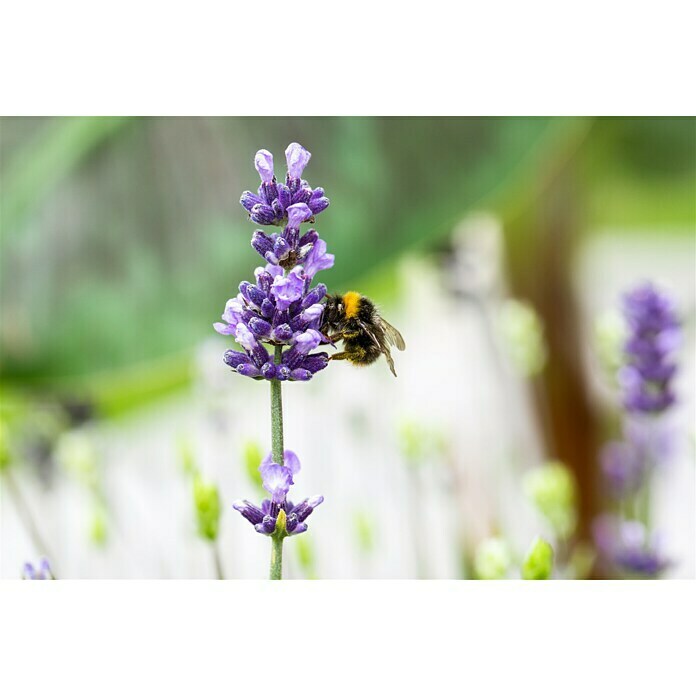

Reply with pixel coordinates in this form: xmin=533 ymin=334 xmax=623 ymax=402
xmin=474 ymin=537 xmax=512 ymax=579
xmin=523 ymin=462 xmax=577 ymax=540
xmin=273 ymin=508 xmax=288 ymax=538
xmin=193 ymin=475 xmax=221 ymax=542
xmin=398 ymin=418 xmax=447 ymax=466
xmin=522 ymin=536 xmax=554 ymax=580
xmin=353 ymin=510 xmax=376 ymax=555
xmin=499 ymin=299 xmax=547 ymax=377
xmin=90 ymin=504 xmax=108 ymax=547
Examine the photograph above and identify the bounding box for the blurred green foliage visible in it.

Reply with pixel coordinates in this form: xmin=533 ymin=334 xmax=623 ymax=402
xmin=1 ymin=117 xmax=693 ymax=415
xmin=474 ymin=537 xmax=512 ymax=580
xmin=523 ymin=462 xmax=578 ymax=540
xmin=193 ymin=474 xmax=221 ymax=543
xmin=241 ymin=439 xmax=264 ymax=493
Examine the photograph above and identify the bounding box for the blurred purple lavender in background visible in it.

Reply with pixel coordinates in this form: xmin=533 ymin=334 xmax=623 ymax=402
xmin=619 ymin=282 xmax=680 ymax=414
xmin=22 ymin=558 xmax=54 ymax=580
xmin=595 ymin=282 xmax=681 ymax=578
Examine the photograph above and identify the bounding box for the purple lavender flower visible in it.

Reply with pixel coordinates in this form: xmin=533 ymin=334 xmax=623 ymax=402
xmin=22 ymin=558 xmax=54 ymax=580
xmin=240 ymin=142 xmax=330 ymax=227
xmin=233 ymin=450 xmax=323 ymax=536
xmin=593 ymin=515 xmax=669 ymax=577
xmin=217 ymin=143 xmax=335 ymax=382
xmin=619 ymin=283 xmax=680 ymax=414
xmin=599 ymin=441 xmax=645 ymax=499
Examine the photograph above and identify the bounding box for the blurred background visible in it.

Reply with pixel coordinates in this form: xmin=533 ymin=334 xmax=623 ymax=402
xmin=1 ymin=116 xmax=694 ymax=579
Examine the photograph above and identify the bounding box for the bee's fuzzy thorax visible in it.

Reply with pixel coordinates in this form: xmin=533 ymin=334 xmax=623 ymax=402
xmin=342 ymin=291 xmax=361 ymax=319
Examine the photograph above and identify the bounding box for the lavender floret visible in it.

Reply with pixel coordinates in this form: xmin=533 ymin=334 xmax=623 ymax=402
xmin=232 ymin=450 xmax=323 ymax=536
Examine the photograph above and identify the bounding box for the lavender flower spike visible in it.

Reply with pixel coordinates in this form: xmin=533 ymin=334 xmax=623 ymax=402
xmin=233 ymin=449 xmax=323 ymax=536
xmin=22 ymin=558 xmax=54 ymax=580
xmin=619 ymin=282 xmax=680 ymax=414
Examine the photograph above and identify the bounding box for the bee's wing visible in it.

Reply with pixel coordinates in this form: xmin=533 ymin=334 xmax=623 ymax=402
xmin=358 ymin=318 xmax=399 ymax=377
xmin=378 ymin=317 xmax=406 ymax=351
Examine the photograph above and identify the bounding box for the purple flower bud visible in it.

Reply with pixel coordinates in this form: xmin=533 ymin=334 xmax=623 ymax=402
xmin=261 ymin=362 xmax=277 ymax=380
xmin=254 ymin=149 xmax=274 ymax=183
xmin=294 ymin=329 xmax=322 ymax=355
xmin=299 ymin=229 xmax=319 ymax=247
xmin=254 ymin=267 xmax=273 ymax=294
xmin=310 ymin=187 xmax=324 ymax=200
xmin=277 ymin=184 xmax=291 ymax=212
xmin=250 ymin=203 xmax=275 ymax=225
xmin=308 ymin=196 xmax=330 ymax=215
xmin=285 ymin=142 xmax=311 ymax=179
xmin=260 ymin=298 xmax=275 ymax=318
xmin=262 ymin=180 xmax=279 ymax=206
xmin=292 ymin=303 xmax=324 ymax=331
xmin=291 ymin=187 xmax=312 ymax=205
xmin=232 ymin=500 xmax=265 ymax=526
xmin=236 ymin=363 xmax=261 ymax=378
xmin=251 ymin=230 xmax=274 ymax=259
xmin=271 ymin=268 xmax=304 ymax=310
xmin=223 ymin=350 xmax=252 ymax=369
xmin=290 ymin=368 xmax=312 ymax=381
xmin=276 ymin=365 xmax=290 ymax=381
xmin=273 ymin=236 xmax=291 ymax=261
xmin=249 ymin=316 xmax=272 ymax=338
xmin=246 ymin=285 xmax=266 ymax=308
xmin=286 ymin=202 xmax=312 ymax=230
xmin=272 ymin=323 xmax=293 ymax=342
xmin=301 ymin=352 xmax=329 ymax=374
xmin=302 ymin=283 xmax=327 ymax=308
xmin=240 ymin=191 xmax=263 ymax=212
xmin=255 ymin=516 xmax=277 ymax=535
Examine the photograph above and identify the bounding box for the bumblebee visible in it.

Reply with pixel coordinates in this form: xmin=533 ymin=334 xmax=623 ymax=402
xmin=322 ymin=292 xmax=406 ymax=376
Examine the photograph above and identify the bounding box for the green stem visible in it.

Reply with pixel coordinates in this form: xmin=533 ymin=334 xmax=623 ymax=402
xmin=270 ymin=533 xmax=284 ymax=580
xmin=269 ymin=344 xmax=285 ymax=580
xmin=270 ymin=345 xmax=284 ymax=464
xmin=212 ymin=541 xmax=225 ymax=580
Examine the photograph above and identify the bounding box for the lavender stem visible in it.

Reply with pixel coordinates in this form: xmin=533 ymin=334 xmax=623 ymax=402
xmin=269 ymin=344 xmax=285 ymax=580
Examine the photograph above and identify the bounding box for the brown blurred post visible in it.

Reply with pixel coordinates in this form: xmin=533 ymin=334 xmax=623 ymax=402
xmin=505 ymin=144 xmax=600 ymax=543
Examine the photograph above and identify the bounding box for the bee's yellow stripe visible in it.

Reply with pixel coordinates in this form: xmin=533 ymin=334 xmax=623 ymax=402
xmin=343 ymin=291 xmax=361 ymax=319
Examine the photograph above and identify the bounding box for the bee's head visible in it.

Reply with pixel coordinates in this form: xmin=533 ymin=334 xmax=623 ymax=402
xmin=322 ymin=294 xmax=345 ymax=327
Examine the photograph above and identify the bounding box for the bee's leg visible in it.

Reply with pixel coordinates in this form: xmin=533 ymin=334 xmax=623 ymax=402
xmin=328 ymin=331 xmax=360 ymax=344
xmin=329 ymin=351 xmax=350 ymax=362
